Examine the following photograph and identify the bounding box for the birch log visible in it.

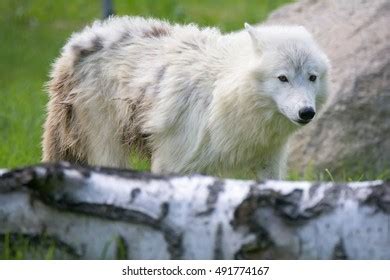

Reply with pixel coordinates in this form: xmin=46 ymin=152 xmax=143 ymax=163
xmin=0 ymin=162 xmax=389 ymax=259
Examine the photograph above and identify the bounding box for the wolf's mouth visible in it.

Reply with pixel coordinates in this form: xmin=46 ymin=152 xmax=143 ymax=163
xmin=295 ymin=119 xmax=311 ymax=125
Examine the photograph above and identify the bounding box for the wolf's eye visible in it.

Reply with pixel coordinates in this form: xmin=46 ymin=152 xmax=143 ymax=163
xmin=309 ymin=75 xmax=317 ymax=82
xmin=278 ymin=75 xmax=289 ymax=83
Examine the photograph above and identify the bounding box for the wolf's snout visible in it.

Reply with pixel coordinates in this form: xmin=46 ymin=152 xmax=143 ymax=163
xmin=298 ymin=107 xmax=315 ymax=122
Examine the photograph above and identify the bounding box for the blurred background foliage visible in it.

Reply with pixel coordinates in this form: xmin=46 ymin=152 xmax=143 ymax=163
xmin=0 ymin=0 xmax=291 ymax=168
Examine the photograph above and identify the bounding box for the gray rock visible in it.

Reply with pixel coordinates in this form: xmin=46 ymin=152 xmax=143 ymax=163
xmin=265 ymin=0 xmax=390 ymax=177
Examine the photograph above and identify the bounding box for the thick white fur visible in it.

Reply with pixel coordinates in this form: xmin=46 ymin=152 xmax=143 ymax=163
xmin=43 ymin=17 xmax=330 ymax=179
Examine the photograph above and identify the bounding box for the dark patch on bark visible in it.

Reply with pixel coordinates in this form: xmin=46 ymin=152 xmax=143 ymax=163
xmin=231 ymin=189 xmax=259 ymax=228
xmin=232 ymin=183 xmax=341 ymax=230
xmin=300 ymin=185 xmax=341 ymax=219
xmin=363 ymin=182 xmax=390 ymax=213
xmin=231 ymin=184 xmax=346 ymax=259
xmin=159 ymin=202 xmax=170 ymax=221
xmin=77 ymin=166 xmax=91 ymax=178
xmin=248 ymin=183 xmax=260 ymax=196
xmin=56 ymin=161 xmax=90 ymax=178
xmin=332 ymin=239 xmax=348 ymax=259
xmin=196 ymin=180 xmax=225 ymax=216
xmin=234 ymin=224 xmax=275 ymax=260
xmin=233 ymin=197 xmax=296 ymax=259
xmin=231 ymin=183 xmax=359 ymax=259
xmin=214 ymin=223 xmax=224 ymax=259
xmin=53 ymin=203 xmax=158 ymax=226
xmin=274 ymin=189 xmax=304 ymax=220
xmin=0 ymin=168 xmax=34 ymax=193
xmin=129 ymin=188 xmax=141 ymax=203
xmin=207 ymin=180 xmax=225 ymax=204
xmin=231 ymin=186 xmax=276 ymax=259
xmin=154 ymin=202 xmax=183 ymax=259
xmin=160 ymin=225 xmax=183 ymax=260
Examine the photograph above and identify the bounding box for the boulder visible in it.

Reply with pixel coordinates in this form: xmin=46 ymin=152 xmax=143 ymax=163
xmin=265 ymin=0 xmax=390 ymax=177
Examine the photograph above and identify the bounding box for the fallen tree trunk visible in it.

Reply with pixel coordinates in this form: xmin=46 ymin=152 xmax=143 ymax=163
xmin=0 ymin=162 xmax=389 ymax=259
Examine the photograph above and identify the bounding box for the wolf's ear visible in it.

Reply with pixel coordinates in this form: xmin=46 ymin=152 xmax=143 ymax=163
xmin=244 ymin=23 xmax=263 ymax=55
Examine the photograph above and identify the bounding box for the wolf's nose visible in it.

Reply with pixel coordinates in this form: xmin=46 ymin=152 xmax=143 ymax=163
xmin=299 ymin=107 xmax=316 ymax=121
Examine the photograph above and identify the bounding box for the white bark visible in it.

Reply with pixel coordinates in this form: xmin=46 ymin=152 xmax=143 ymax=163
xmin=0 ymin=162 xmax=389 ymax=259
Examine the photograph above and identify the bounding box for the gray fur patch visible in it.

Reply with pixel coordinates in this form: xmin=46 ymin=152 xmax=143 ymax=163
xmin=112 ymin=32 xmax=133 ymax=48
xmin=143 ymin=25 xmax=171 ymax=38
xmin=183 ymin=41 xmax=201 ymax=51
xmin=156 ymin=65 xmax=167 ymax=83
xmin=153 ymin=65 xmax=168 ymax=95
xmin=196 ymin=180 xmax=225 ymax=216
xmin=72 ymin=36 xmax=104 ymax=60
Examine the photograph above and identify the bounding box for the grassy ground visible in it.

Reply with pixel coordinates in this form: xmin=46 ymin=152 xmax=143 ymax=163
xmin=0 ymin=0 xmax=291 ymax=169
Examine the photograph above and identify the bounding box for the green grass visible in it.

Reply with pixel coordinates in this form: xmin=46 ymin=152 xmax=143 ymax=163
xmin=0 ymin=233 xmax=77 ymax=260
xmin=286 ymin=166 xmax=390 ymax=182
xmin=0 ymin=0 xmax=291 ymax=169
xmin=0 ymin=232 xmax=134 ymax=260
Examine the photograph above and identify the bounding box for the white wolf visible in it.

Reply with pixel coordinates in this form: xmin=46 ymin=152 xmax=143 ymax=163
xmin=42 ymin=17 xmax=330 ymax=179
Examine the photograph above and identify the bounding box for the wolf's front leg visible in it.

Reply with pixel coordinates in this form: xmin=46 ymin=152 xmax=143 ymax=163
xmin=256 ymin=147 xmax=287 ymax=180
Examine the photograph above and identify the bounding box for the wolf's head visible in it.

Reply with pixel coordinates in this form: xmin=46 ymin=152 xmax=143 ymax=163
xmin=244 ymin=24 xmax=330 ymax=126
